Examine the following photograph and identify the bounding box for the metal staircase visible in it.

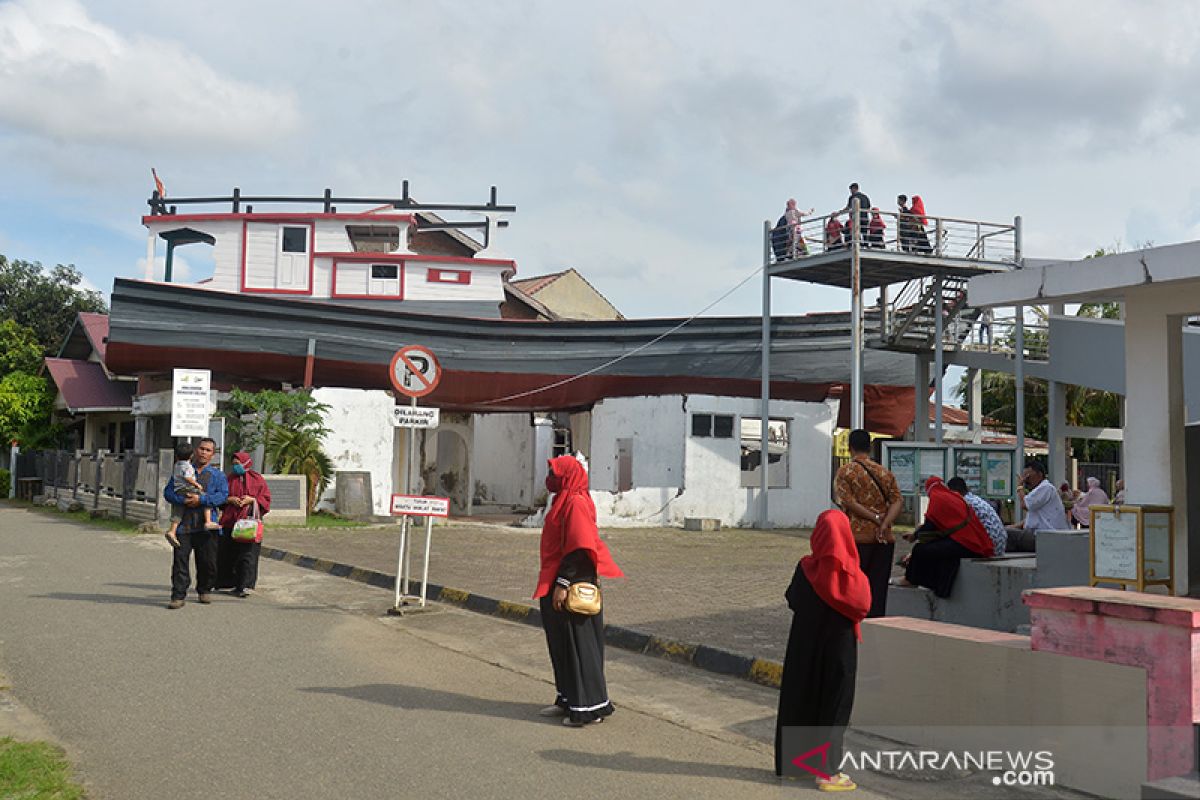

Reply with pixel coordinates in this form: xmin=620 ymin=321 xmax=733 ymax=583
xmin=874 ymin=274 xmax=1048 ymax=362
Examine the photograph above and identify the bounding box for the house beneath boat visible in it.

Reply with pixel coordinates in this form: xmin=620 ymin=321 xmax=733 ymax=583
xmin=105 ymin=187 xmax=921 ymax=528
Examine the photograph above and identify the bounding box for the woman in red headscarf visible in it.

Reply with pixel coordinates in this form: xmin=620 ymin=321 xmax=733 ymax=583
xmin=534 ymin=455 xmax=623 ymax=727
xmin=216 ymin=451 xmax=271 ymax=598
xmin=775 ymin=509 xmax=870 ymax=791
xmin=896 ymin=476 xmax=993 ymax=597
xmin=911 ymin=195 xmax=933 ymax=254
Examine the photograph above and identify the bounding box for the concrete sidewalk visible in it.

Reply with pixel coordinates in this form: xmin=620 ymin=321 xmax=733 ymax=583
xmin=265 ymin=520 xmax=912 ymax=668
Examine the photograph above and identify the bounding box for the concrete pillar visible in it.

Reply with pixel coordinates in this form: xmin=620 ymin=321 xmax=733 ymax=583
xmin=133 ymin=415 xmax=153 ymax=455
xmin=914 ymin=356 xmax=931 ymax=442
xmin=1047 ymin=380 xmax=1067 ymax=489
xmin=967 ymin=368 xmax=982 ymax=442
xmin=1047 ymin=302 xmax=1066 ymax=489
xmin=1123 ymin=296 xmax=1186 ymax=592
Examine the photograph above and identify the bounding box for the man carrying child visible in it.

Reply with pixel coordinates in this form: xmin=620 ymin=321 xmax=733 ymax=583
xmin=163 ymin=437 xmax=229 ymax=609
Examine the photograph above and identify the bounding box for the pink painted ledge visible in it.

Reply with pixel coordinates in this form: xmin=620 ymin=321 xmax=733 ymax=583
xmin=1023 ymin=586 xmax=1200 ymax=629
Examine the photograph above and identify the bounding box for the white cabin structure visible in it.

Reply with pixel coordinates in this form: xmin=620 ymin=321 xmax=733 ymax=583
xmin=142 ymin=188 xmax=516 ymax=317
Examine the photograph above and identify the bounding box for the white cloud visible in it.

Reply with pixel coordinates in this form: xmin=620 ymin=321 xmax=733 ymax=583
xmin=0 ymin=0 xmax=300 ymax=152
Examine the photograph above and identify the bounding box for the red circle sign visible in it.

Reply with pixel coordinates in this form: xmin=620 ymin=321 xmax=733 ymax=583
xmin=388 ymin=345 xmax=441 ymax=398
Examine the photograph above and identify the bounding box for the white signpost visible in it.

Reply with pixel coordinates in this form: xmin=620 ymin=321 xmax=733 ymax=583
xmin=387 ymin=344 xmax=444 ymax=614
xmin=390 ymin=494 xmax=450 ymax=609
xmin=391 ymin=406 xmax=440 ymax=428
xmin=170 ymin=368 xmax=212 ymax=437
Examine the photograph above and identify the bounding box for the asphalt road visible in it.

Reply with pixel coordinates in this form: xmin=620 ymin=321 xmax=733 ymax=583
xmin=0 ymin=507 xmax=848 ymax=800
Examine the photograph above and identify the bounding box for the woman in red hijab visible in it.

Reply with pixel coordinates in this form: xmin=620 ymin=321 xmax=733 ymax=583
xmin=896 ymin=476 xmax=993 ymax=597
xmin=775 ymin=509 xmax=870 ymax=791
xmin=216 ymin=451 xmax=271 ymax=598
xmin=910 ymin=195 xmax=933 ymax=254
xmin=534 ymin=455 xmax=623 ymax=727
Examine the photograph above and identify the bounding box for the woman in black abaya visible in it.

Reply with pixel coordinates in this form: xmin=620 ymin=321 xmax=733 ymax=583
xmin=775 ymin=509 xmax=871 ymax=792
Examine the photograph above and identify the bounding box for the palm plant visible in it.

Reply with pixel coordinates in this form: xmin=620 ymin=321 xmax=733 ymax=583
xmin=265 ymin=426 xmax=335 ymax=513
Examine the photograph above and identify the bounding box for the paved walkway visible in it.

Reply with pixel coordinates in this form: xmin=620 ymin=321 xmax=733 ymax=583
xmin=267 ymin=520 xmax=913 ymax=663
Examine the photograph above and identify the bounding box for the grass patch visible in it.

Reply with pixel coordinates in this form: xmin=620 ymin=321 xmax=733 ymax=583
xmin=292 ymin=513 xmax=367 ymax=532
xmin=0 ymin=737 xmax=86 ymax=799
xmin=7 ymin=498 xmax=141 ymax=534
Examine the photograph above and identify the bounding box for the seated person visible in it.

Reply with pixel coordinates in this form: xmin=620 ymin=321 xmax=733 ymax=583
xmin=893 ymin=476 xmax=994 ymax=597
xmin=1006 ymin=461 xmax=1066 ymax=552
xmin=947 ymin=477 xmax=1006 ymax=556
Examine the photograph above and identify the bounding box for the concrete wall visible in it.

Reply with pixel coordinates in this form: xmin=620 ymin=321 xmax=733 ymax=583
xmin=470 ymin=412 xmax=536 ymax=509
xmin=585 ymin=394 xmax=836 ymax=528
xmin=313 ymin=387 xmax=395 ymax=515
xmin=856 ymin=617 xmax=1148 ymax=799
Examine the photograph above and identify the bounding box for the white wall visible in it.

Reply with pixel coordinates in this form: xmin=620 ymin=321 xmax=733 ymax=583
xmin=585 ymin=394 xmax=836 ymax=528
xmin=470 ymin=413 xmax=535 ymax=507
xmin=312 ymin=387 xmax=396 ymax=515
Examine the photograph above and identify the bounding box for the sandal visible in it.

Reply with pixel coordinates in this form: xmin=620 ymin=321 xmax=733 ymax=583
xmin=816 ymin=772 xmax=857 ymax=792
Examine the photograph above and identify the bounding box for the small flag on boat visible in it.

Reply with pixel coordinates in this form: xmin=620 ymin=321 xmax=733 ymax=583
xmin=151 ymin=168 xmax=165 ymax=197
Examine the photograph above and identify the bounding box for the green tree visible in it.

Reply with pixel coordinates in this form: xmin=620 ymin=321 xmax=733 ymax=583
xmin=265 ymin=427 xmax=335 ymax=513
xmin=218 ymin=388 xmax=335 ymax=511
xmin=0 ymin=371 xmax=58 ymax=448
xmin=0 ymin=255 xmax=107 ymax=354
xmin=0 ymin=320 xmax=43 ymax=376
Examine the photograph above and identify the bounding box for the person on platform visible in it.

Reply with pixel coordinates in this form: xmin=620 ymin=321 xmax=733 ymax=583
xmin=1071 ymin=477 xmax=1109 ymax=528
xmin=893 ymin=476 xmax=994 ymax=596
xmin=162 ymin=438 xmax=229 ymax=609
xmin=839 ymin=182 xmax=872 ymax=243
xmin=910 ymin=195 xmax=933 ymax=254
xmin=217 ymin=451 xmax=272 ymax=598
xmin=834 ymin=429 xmax=903 ymax=617
xmin=825 ymin=214 xmax=845 ymax=252
xmin=1006 ymin=461 xmax=1066 ymax=552
xmin=534 ymin=455 xmax=623 ymax=727
xmin=947 ymin=477 xmax=1007 ymax=556
xmin=775 ymin=509 xmax=870 ymax=791
xmin=784 ymin=198 xmax=813 ymax=258
xmin=897 ymin=194 xmax=916 ymax=252
xmin=867 ymin=207 xmax=886 ymax=248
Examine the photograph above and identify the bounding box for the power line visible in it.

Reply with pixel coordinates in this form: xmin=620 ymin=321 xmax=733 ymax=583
xmin=478 ymin=261 xmax=767 ymax=406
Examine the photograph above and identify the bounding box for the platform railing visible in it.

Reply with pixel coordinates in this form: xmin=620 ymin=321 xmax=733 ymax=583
xmin=768 ymin=208 xmax=1017 ymax=266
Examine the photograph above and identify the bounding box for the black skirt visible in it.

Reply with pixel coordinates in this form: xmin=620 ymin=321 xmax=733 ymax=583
xmin=904 ymin=537 xmax=975 ymax=598
xmin=774 ymin=566 xmax=857 ymax=777
xmin=540 ymin=595 xmax=614 ymax=723
xmin=216 ymin=531 xmax=261 ymax=591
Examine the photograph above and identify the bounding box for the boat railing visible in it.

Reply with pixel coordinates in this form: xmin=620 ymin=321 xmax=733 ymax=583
xmin=146 ymin=181 xmax=516 ymax=217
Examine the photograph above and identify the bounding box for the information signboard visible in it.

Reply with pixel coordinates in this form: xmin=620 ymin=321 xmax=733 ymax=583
xmin=171 ymin=368 xmax=212 ymax=437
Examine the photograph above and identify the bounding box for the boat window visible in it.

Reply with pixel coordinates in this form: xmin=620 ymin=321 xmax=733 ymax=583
xmin=281 ymin=226 xmax=308 ymax=253
xmin=371 ymin=264 xmax=399 ymax=280
xmin=347 ymin=225 xmax=401 ymax=253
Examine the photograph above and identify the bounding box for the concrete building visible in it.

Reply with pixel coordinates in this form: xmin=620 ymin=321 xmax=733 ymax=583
xmin=970 ymin=242 xmax=1200 ymax=596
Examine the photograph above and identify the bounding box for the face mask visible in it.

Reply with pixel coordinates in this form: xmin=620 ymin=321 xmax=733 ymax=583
xmin=233 ymin=464 xmax=247 ymax=476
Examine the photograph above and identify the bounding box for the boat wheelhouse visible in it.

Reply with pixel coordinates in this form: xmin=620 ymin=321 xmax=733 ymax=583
xmin=142 ymin=184 xmax=517 ymax=317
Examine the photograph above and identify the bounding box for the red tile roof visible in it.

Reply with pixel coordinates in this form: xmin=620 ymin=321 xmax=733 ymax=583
xmin=44 ymin=358 xmax=135 ymax=413
xmin=510 ymin=270 xmax=566 ymax=296
xmin=78 ymin=312 xmax=110 ymax=360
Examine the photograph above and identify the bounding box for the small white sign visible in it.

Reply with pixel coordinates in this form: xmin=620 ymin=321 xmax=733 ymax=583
xmin=171 ymin=368 xmax=212 ymax=437
xmin=390 ymin=494 xmax=450 ymax=517
xmin=392 ymin=406 xmax=440 ymax=428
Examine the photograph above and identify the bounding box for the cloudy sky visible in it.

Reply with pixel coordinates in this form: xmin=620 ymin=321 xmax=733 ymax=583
xmin=2 ymin=0 xmax=1200 ymax=319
